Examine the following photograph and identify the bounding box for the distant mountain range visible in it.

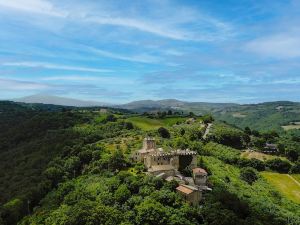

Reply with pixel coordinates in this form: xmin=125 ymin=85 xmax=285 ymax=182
xmin=118 ymin=99 xmax=237 ymax=113
xmin=10 ymin=95 xmax=300 ymax=132
xmin=13 ymin=94 xmax=110 ymax=107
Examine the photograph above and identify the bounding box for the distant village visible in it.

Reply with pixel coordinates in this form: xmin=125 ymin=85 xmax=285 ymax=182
xmin=131 ymin=137 xmax=211 ymax=206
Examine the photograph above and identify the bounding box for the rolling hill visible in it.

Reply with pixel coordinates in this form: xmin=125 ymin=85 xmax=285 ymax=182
xmin=120 ymin=100 xmax=300 ymax=132
xmin=13 ymin=94 xmax=109 ymax=107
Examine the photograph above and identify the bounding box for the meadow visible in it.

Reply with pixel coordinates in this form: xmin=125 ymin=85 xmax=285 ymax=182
xmin=241 ymin=150 xmax=286 ymax=161
xmin=261 ymin=172 xmax=300 ymax=204
xmin=281 ymin=124 xmax=300 ymax=130
xmin=125 ymin=116 xmax=186 ymax=130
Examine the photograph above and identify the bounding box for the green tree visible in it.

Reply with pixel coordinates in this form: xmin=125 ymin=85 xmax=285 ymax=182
xmin=135 ymin=199 xmax=168 ymax=225
xmin=157 ymin=127 xmax=170 ymax=139
xmin=105 ymin=114 xmax=117 ymax=122
xmin=2 ymin=198 xmax=26 ymax=225
xmin=114 ymin=184 xmax=131 ymax=203
xmin=265 ymin=158 xmax=292 ymax=173
xmin=240 ymin=167 xmax=259 ymax=185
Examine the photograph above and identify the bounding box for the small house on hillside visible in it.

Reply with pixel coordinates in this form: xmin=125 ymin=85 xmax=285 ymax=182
xmin=176 ymin=184 xmax=202 ymax=206
xmin=262 ymin=143 xmax=279 ymax=155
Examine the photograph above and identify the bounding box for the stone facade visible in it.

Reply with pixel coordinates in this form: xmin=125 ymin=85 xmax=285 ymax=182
xmin=176 ymin=184 xmax=202 ymax=206
xmin=130 ymin=137 xmax=159 ymax=162
xmin=131 ymin=138 xmax=197 ymax=175
xmin=193 ymin=168 xmax=208 ymax=186
xmin=144 ymin=150 xmax=197 ymax=171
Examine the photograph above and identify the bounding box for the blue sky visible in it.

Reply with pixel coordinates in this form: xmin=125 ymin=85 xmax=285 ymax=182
xmin=0 ymin=0 xmax=300 ymax=104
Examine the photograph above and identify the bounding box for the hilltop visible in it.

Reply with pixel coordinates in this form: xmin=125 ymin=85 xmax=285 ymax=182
xmin=119 ymin=99 xmax=237 ymax=113
xmin=13 ymin=94 xmax=109 ymax=107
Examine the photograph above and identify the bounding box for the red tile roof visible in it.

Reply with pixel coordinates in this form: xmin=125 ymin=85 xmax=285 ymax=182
xmin=176 ymin=185 xmax=194 ymax=195
xmin=192 ymin=168 xmax=207 ymax=175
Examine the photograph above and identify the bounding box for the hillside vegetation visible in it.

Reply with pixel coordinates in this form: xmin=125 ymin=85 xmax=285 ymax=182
xmin=0 ymin=102 xmax=300 ymax=225
xmin=120 ymin=100 xmax=300 ymax=132
xmin=261 ymin=172 xmax=300 ymax=204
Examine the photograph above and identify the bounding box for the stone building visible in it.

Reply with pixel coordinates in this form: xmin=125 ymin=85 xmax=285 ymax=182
xmin=130 ymin=137 xmax=160 ymax=162
xmin=176 ymin=184 xmax=202 ymax=206
xmin=193 ymin=168 xmax=208 ymax=186
xmin=131 ymin=137 xmax=197 ymax=176
xmin=131 ymin=137 xmax=210 ymax=206
xmin=144 ymin=149 xmax=197 ymax=175
xmin=262 ymin=143 xmax=279 ymax=154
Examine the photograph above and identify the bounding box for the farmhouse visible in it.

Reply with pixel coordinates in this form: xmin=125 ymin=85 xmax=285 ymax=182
xmin=176 ymin=184 xmax=202 ymax=206
xmin=262 ymin=143 xmax=279 ymax=154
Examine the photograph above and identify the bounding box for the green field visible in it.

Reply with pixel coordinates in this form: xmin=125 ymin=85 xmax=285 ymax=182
xmin=292 ymin=174 xmax=300 ymax=183
xmin=261 ymin=172 xmax=300 ymax=204
xmin=241 ymin=150 xmax=287 ymax=161
xmin=125 ymin=116 xmax=186 ymax=130
xmin=281 ymin=124 xmax=300 ymax=130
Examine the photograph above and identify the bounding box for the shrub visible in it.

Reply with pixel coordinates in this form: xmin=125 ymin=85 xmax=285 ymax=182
xmin=237 ymin=158 xmax=265 ymax=171
xmin=265 ymin=158 xmax=292 ymax=173
xmin=157 ymin=127 xmax=170 ymax=139
xmin=290 ymin=160 xmax=300 ymax=173
xmin=240 ymin=167 xmax=259 ymax=185
xmin=104 ymin=114 xmax=117 ymax=122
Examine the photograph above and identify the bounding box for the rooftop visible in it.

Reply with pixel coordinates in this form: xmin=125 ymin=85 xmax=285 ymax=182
xmin=148 ymin=164 xmax=175 ymax=172
xmin=193 ymin=168 xmax=208 ymax=175
xmin=149 ymin=149 xmax=197 ymax=157
xmin=176 ymin=184 xmax=198 ymax=195
xmin=138 ymin=148 xmax=156 ymax=154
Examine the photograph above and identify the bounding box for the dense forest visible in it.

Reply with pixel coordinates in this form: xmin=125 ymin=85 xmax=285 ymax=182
xmin=0 ymin=101 xmax=299 ymax=225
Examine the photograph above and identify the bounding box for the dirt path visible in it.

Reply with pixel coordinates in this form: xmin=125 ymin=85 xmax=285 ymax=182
xmin=287 ymin=174 xmax=300 ymax=188
xmin=203 ymin=123 xmax=212 ymax=139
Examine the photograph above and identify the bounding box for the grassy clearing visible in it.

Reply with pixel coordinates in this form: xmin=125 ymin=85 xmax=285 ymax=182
xmin=292 ymin=174 xmax=300 ymax=183
xmin=232 ymin=112 xmax=247 ymax=118
xmin=241 ymin=150 xmax=285 ymax=161
xmin=126 ymin=117 xmax=164 ymax=130
xmin=281 ymin=124 xmax=300 ymax=130
xmin=125 ymin=116 xmax=185 ymax=130
xmin=261 ymin=172 xmax=300 ymax=204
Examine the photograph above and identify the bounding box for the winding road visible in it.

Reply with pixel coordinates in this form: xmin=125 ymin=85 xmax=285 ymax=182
xmin=203 ymin=123 xmax=212 ymax=139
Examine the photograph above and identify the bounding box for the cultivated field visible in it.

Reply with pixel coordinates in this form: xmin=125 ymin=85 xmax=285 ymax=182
xmin=261 ymin=172 xmax=300 ymax=204
xmin=292 ymin=174 xmax=300 ymax=183
xmin=241 ymin=150 xmax=284 ymax=161
xmin=125 ymin=116 xmax=186 ymax=130
xmin=232 ymin=112 xmax=247 ymax=118
xmin=281 ymin=124 xmax=300 ymax=130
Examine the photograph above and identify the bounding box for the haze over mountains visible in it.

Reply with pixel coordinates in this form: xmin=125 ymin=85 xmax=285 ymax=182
xmin=12 ymin=94 xmax=300 ymax=112
xmin=10 ymin=95 xmax=300 ymax=132
xmin=13 ymin=94 xmax=109 ymax=107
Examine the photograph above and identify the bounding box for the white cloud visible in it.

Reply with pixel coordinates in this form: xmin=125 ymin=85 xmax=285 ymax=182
xmin=0 ymin=78 xmax=48 ymax=90
xmin=41 ymin=75 xmax=135 ymax=85
xmin=0 ymin=0 xmax=233 ymax=42
xmin=86 ymin=47 xmax=161 ymax=64
xmin=0 ymin=0 xmax=67 ymax=17
xmin=2 ymin=61 xmax=112 ymax=73
xmin=245 ymin=33 xmax=300 ymax=58
xmin=85 ymin=17 xmax=192 ymax=41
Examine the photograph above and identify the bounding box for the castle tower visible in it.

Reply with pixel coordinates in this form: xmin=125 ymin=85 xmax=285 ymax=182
xmin=143 ymin=137 xmax=156 ymax=150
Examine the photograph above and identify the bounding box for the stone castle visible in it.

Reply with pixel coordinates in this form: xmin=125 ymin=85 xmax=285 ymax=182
xmin=131 ymin=137 xmax=210 ymax=205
